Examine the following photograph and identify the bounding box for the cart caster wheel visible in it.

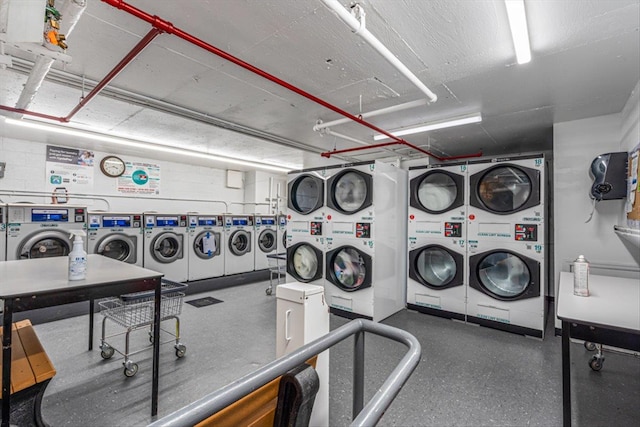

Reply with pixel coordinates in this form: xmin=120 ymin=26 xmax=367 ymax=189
xmin=100 ymin=345 xmax=115 ymax=359
xmin=175 ymin=344 xmax=186 ymax=358
xmin=584 ymin=341 xmax=597 ymax=351
xmin=589 ymin=356 xmax=604 ymax=371
xmin=124 ymin=362 xmax=139 ymax=377
xmin=266 ymin=287 xmax=272 ymax=296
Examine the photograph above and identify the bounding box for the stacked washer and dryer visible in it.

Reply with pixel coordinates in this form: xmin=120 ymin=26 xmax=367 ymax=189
xmin=286 ymin=168 xmax=326 ymax=287
xmin=5 ymin=203 xmax=87 ymax=260
xmin=466 ymin=155 xmax=546 ymax=338
xmin=323 ymin=161 xmax=407 ymax=322
xmin=143 ymin=213 xmax=189 ymax=282
xmin=187 ymin=214 xmax=225 ymax=281
xmin=87 ymin=212 xmax=143 ymax=266
xmin=407 ymin=162 xmax=468 ymax=321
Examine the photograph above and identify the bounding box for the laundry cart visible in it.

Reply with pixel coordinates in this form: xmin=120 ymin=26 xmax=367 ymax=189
xmin=98 ymin=279 xmax=188 ymax=377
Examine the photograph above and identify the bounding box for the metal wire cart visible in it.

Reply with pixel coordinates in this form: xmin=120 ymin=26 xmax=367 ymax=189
xmin=98 ymin=279 xmax=188 ymax=377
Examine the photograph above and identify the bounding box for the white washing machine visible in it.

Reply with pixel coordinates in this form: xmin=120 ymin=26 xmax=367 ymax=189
xmin=143 ymin=213 xmax=188 ymax=282
xmin=407 ymin=162 xmax=468 ymax=320
xmin=467 ymin=155 xmax=545 ymax=243
xmin=286 ymin=220 xmax=325 ymax=287
xmin=87 ymin=212 xmax=143 ymax=266
xmin=224 ymin=215 xmax=254 ymax=275
xmin=466 ymin=239 xmax=546 ymax=338
xmin=0 ymin=204 xmax=6 ymax=261
xmin=187 ymin=214 xmax=225 ymax=281
xmin=324 ymin=161 xmax=374 ymax=231
xmin=277 ymin=214 xmax=287 ymax=254
xmin=5 ymin=204 xmax=87 ymax=260
xmin=254 ymin=215 xmax=278 ymax=271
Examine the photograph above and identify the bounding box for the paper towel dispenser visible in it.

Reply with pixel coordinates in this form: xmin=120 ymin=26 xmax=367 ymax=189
xmin=589 ymin=152 xmax=628 ymax=201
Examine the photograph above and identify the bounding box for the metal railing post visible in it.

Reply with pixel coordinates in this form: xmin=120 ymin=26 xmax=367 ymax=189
xmin=353 ymin=330 xmax=365 ymax=419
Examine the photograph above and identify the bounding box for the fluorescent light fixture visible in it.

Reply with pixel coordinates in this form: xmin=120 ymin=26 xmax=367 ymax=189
xmin=4 ymin=118 xmax=293 ymax=173
xmin=505 ymin=0 xmax=531 ymax=64
xmin=373 ymin=113 xmax=482 ymax=141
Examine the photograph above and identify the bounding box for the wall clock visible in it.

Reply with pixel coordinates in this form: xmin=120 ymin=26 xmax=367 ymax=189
xmin=99 ymin=155 xmax=126 ymax=178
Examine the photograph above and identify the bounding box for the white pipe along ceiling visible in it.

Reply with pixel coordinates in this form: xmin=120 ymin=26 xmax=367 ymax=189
xmin=0 ymin=0 xmax=637 ymax=169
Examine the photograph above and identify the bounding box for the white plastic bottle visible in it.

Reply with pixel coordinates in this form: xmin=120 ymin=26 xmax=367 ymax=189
xmin=68 ymin=230 xmax=87 ymax=281
xmin=573 ymin=255 xmax=590 ymax=297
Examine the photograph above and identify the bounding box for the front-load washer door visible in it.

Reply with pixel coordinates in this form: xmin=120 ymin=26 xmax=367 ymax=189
xmin=469 ymin=164 xmax=540 ymax=214
xmin=151 ymin=232 xmax=183 ymax=263
xmin=287 ymin=242 xmax=323 ymax=282
xmin=19 ymin=230 xmax=71 ymax=259
xmin=409 ymin=245 xmax=463 ymax=290
xmin=193 ymin=231 xmax=221 ymax=259
xmin=325 ymin=245 xmax=372 ymax=291
xmin=257 ymin=229 xmax=277 ymax=253
xmin=288 ymin=174 xmax=324 ymax=215
xmin=326 ymin=169 xmax=373 ymax=215
xmin=97 ymin=234 xmax=137 ymax=264
xmin=469 ymin=250 xmax=540 ymax=301
xmin=410 ymin=170 xmax=464 ymax=214
xmin=228 ymin=230 xmax=251 ymax=256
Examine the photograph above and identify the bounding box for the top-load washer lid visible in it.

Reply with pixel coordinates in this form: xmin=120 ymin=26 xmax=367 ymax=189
xmin=469 ymin=250 xmax=540 ymax=301
xmin=325 ymin=245 xmax=372 ymax=291
xmin=151 ymin=232 xmax=183 ymax=263
xmin=409 ymin=245 xmax=463 ymax=289
xmin=326 ymin=169 xmax=373 ymax=214
xmin=97 ymin=233 xmax=137 ymax=264
xmin=410 ymin=170 xmax=464 ymax=214
xmin=193 ymin=231 xmax=221 ymax=259
xmin=19 ymin=230 xmax=71 ymax=259
xmin=287 ymin=242 xmax=323 ymax=282
xmin=469 ymin=164 xmax=540 ymax=214
xmin=228 ymin=229 xmax=251 ymax=256
xmin=288 ymin=174 xmax=324 ymax=215
xmin=257 ymin=229 xmax=277 ymax=253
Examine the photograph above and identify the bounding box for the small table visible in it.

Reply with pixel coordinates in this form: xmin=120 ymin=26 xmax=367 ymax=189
xmin=556 ymin=271 xmax=640 ymax=427
xmin=0 ymin=255 xmax=163 ymax=427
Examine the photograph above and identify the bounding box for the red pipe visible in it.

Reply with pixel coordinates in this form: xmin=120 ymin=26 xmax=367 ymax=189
xmin=0 ymin=105 xmax=63 ymax=122
xmin=101 ymin=0 xmax=481 ymax=162
xmin=64 ymin=28 xmax=162 ymax=121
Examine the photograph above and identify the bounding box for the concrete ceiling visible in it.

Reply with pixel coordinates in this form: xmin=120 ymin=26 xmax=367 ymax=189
xmin=0 ymin=0 xmax=638 ymax=170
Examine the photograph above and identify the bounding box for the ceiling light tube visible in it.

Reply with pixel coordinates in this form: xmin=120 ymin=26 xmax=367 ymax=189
xmin=505 ymin=0 xmax=531 ymax=64
xmin=4 ymin=118 xmax=293 ymax=172
xmin=373 ymin=113 xmax=482 ymax=141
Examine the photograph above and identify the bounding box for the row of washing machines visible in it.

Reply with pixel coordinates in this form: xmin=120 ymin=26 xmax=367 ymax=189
xmin=287 ymin=155 xmax=547 ymax=338
xmin=0 ymin=204 xmax=287 ymax=283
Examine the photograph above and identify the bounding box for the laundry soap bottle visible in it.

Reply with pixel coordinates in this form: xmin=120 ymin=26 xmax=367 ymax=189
xmin=68 ymin=230 xmax=87 ymax=281
xmin=573 ymin=255 xmax=590 ymax=297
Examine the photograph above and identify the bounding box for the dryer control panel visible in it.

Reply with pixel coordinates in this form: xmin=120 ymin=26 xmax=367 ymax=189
xmin=515 ymin=224 xmax=538 ymax=241
xmin=355 ymin=222 xmax=371 ymax=238
xmin=444 ymin=222 xmax=462 ymax=238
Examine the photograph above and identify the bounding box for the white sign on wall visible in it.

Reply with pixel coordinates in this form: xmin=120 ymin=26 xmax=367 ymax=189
xmin=117 ymin=161 xmax=161 ymax=195
xmin=45 ymin=145 xmax=95 ymax=200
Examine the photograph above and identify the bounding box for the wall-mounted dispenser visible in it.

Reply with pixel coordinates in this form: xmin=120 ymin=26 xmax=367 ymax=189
xmin=589 ymin=152 xmax=628 ymax=201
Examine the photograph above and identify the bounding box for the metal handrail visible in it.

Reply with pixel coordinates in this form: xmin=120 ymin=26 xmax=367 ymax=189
xmin=148 ymin=318 xmax=422 ymax=427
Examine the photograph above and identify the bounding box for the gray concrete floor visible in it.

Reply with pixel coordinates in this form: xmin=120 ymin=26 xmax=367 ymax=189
xmin=31 ymin=279 xmax=640 ymax=426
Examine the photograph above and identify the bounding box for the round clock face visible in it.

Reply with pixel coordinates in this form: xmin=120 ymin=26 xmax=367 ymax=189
xmin=100 ymin=156 xmax=126 ymax=177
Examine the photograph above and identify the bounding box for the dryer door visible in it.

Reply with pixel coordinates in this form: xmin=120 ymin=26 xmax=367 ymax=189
xmin=19 ymin=230 xmax=71 ymax=259
xmin=193 ymin=231 xmax=221 ymax=259
xmin=410 ymin=170 xmax=464 ymax=214
xmin=469 ymin=164 xmax=540 ymax=214
xmin=288 ymin=174 xmax=324 ymax=215
xmin=97 ymin=233 xmax=137 ymax=264
xmin=228 ymin=230 xmax=251 ymax=256
xmin=325 ymin=245 xmax=372 ymax=291
xmin=409 ymin=245 xmax=463 ymax=290
xmin=286 ymin=242 xmax=323 ymax=282
xmin=469 ymin=250 xmax=540 ymax=301
xmin=151 ymin=232 xmax=183 ymax=263
xmin=257 ymin=229 xmax=277 ymax=253
xmin=326 ymin=169 xmax=373 ymax=214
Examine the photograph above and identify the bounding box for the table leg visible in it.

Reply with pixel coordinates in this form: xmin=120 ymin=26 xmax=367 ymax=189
xmin=562 ymin=320 xmax=571 ymax=427
xmin=151 ymin=278 xmax=161 ymax=417
xmin=89 ymin=298 xmax=95 ymax=351
xmin=2 ymin=299 xmax=13 ymax=427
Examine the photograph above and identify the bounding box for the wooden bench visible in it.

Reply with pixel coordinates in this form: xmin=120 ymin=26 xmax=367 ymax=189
xmin=0 ymin=319 xmax=56 ymax=427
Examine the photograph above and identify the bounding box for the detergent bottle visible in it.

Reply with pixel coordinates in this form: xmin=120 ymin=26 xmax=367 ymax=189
xmin=573 ymin=255 xmax=590 ymax=297
xmin=68 ymin=230 xmax=87 ymax=281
